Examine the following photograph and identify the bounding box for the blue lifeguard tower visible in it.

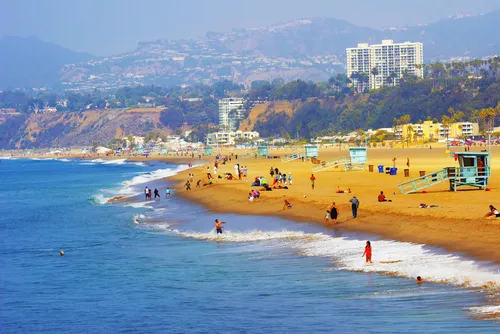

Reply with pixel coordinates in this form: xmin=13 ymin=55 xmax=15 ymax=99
xmin=258 ymin=146 xmax=269 ymax=158
xmin=305 ymin=145 xmax=318 ymax=158
xmin=398 ymin=152 xmax=491 ymax=194
xmin=344 ymin=147 xmax=367 ymax=171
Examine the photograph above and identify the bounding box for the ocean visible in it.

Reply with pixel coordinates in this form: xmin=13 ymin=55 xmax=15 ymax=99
xmin=1 ymin=157 xmax=500 ymax=333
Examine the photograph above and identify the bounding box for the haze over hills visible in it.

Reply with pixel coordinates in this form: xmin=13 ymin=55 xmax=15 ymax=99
xmin=0 ymin=36 xmax=94 ymax=89
xmin=0 ymin=12 xmax=499 ymax=90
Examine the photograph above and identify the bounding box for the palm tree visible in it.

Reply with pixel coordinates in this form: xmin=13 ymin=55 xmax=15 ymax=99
xmin=370 ymin=67 xmax=379 ymax=89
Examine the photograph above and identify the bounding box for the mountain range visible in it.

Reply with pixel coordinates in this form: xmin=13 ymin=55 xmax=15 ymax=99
xmin=0 ymin=11 xmax=499 ymax=90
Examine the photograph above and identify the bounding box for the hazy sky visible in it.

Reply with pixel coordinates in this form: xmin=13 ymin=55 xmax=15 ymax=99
xmin=1 ymin=0 xmax=499 ymax=56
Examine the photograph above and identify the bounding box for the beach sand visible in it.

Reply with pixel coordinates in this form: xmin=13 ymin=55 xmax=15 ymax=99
xmin=166 ymin=145 xmax=500 ymax=263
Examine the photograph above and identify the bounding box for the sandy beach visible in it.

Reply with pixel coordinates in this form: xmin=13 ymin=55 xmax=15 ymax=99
xmin=5 ymin=145 xmax=500 ymax=263
xmin=163 ymin=145 xmax=500 ymax=264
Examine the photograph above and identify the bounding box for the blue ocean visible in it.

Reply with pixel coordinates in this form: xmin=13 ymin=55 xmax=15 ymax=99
xmin=1 ymin=157 xmax=500 ymax=333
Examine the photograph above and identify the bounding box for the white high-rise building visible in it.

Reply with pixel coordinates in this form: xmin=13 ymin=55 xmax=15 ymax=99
xmin=218 ymin=98 xmax=245 ymax=131
xmin=346 ymin=40 xmax=424 ymax=91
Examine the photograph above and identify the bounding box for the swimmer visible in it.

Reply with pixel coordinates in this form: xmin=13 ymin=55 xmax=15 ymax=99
xmin=60 ymin=250 xmax=64 ymax=256
xmin=416 ymin=276 xmax=423 ymax=284
xmin=215 ymin=219 xmax=226 ymax=234
xmin=362 ymin=241 xmax=372 ymax=263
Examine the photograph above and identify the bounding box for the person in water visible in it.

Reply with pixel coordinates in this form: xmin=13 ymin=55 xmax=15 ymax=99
xmin=215 ymin=219 xmax=226 ymax=234
xmin=154 ymin=188 xmax=160 ymax=200
xmin=165 ymin=188 xmax=171 ymax=197
xmin=329 ymin=202 xmax=339 ymax=225
xmin=362 ymin=241 xmax=372 ymax=263
xmin=416 ymin=276 xmax=423 ymax=284
xmin=324 ymin=210 xmax=331 ymax=227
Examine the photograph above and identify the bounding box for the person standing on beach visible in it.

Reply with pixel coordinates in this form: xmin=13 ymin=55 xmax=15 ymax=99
xmin=349 ymin=196 xmax=359 ymax=218
xmin=206 ymin=167 xmax=212 ymax=180
xmin=406 ymin=158 xmax=410 ymax=168
xmin=362 ymin=241 xmax=372 ymax=263
xmin=154 ymin=188 xmax=160 ymax=200
xmin=185 ymin=180 xmax=191 ymax=191
xmin=329 ymin=202 xmax=338 ymax=224
xmin=165 ymin=187 xmax=171 ymax=197
xmin=289 ymin=172 xmax=293 ymax=185
xmin=148 ymin=188 xmax=152 ymax=200
xmin=144 ymin=187 xmax=149 ymax=200
xmin=270 ymin=167 xmax=274 ymax=179
xmin=392 ymin=157 xmax=397 ymax=168
xmin=215 ymin=219 xmax=226 ymax=234
xmin=310 ymin=174 xmax=316 ymax=190
xmin=213 ymin=165 xmax=217 ymax=176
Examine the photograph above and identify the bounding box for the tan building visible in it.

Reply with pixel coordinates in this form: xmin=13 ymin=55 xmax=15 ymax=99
xmin=396 ymin=121 xmax=479 ymax=142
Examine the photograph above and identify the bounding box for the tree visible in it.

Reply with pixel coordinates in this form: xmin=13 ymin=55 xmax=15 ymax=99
xmin=127 ymin=134 xmax=136 ymax=149
xmin=370 ymin=67 xmax=379 ymax=89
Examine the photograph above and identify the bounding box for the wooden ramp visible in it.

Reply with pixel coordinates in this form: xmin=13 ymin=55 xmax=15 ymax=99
xmin=398 ymin=169 xmax=449 ymax=194
xmin=312 ymin=158 xmax=347 ymax=172
xmin=281 ymin=151 xmax=304 ymax=163
xmin=238 ymin=152 xmax=256 ymax=160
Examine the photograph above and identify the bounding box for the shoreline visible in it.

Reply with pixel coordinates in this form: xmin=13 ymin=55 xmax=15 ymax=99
xmin=165 ymin=146 xmax=500 ymax=264
xmin=7 ymin=147 xmax=500 ymax=264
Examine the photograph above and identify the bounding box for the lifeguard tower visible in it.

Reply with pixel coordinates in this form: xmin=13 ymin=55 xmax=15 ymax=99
xmin=258 ymin=146 xmax=269 ymax=158
xmin=282 ymin=145 xmax=318 ymax=163
xmin=398 ymin=152 xmax=491 ymax=194
xmin=204 ymin=147 xmax=213 ymax=156
xmin=312 ymin=147 xmax=367 ymax=172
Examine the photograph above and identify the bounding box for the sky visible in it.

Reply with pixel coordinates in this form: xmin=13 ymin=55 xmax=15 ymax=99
xmin=1 ymin=0 xmax=500 ymax=56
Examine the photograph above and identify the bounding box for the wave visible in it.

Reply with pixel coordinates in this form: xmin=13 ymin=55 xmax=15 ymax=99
xmin=122 ymin=165 xmax=189 ymax=188
xmin=89 ymin=194 xmax=108 ymax=205
xmin=58 ymin=158 xmax=71 ymax=162
xmin=90 ymin=158 xmax=105 ymax=163
xmin=101 ymin=159 xmax=127 ymax=165
xmin=168 ymin=228 xmax=500 ymax=290
xmin=0 ymin=156 xmax=17 ymax=160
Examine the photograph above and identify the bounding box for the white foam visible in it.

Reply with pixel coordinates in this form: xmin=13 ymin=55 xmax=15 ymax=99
xmin=89 ymin=194 xmax=108 ymax=205
xmin=101 ymin=159 xmax=127 ymax=165
xmin=177 ymin=229 xmax=326 ymax=243
xmin=0 ymin=156 xmax=16 ymax=160
xmin=171 ymin=228 xmax=500 ymax=289
xmin=122 ymin=165 xmax=189 ymax=188
xmin=80 ymin=162 xmax=96 ymax=165
xmin=58 ymin=158 xmax=71 ymax=162
xmin=469 ymin=305 xmax=500 ymax=315
xmin=91 ymin=159 xmax=105 ymax=163
xmin=126 ymin=202 xmax=154 ymax=209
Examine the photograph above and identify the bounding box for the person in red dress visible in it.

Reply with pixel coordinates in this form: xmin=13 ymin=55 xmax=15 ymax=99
xmin=362 ymin=241 xmax=372 ymax=263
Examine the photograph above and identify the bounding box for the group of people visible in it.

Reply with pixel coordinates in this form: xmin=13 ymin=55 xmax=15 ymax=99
xmin=248 ymin=189 xmax=261 ymax=202
xmin=144 ymin=186 xmax=171 ymax=200
xmin=269 ymin=167 xmax=292 ymax=186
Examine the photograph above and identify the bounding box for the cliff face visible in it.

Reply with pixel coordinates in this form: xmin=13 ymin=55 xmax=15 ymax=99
xmin=0 ymin=109 xmax=167 ymax=149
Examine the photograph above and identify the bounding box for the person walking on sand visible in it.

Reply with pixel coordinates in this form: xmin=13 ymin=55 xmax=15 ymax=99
xmin=310 ymin=174 xmax=316 ymax=190
xmin=215 ymin=219 xmax=226 ymax=234
xmin=392 ymin=157 xmax=397 ymax=168
xmin=185 ymin=180 xmax=191 ymax=191
xmin=289 ymin=172 xmax=293 ymax=185
xmin=406 ymin=157 xmax=410 ymax=168
xmin=206 ymin=166 xmax=212 ymax=180
xmin=329 ymin=202 xmax=338 ymax=225
xmin=349 ymin=195 xmax=359 ymax=218
xmin=362 ymin=241 xmax=372 ymax=263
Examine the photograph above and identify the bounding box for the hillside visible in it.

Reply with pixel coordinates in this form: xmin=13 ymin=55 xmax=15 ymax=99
xmin=213 ymin=12 xmax=500 ymax=60
xmin=0 ymin=36 xmax=95 ymax=89
xmin=0 ymin=108 xmax=167 ymax=149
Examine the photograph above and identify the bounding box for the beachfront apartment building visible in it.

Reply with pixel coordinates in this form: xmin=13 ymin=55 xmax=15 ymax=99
xmin=206 ymin=130 xmax=260 ymax=146
xmin=218 ymin=98 xmax=245 ymax=132
xmin=346 ymin=40 xmax=424 ymax=91
xmin=396 ymin=121 xmax=479 ymax=142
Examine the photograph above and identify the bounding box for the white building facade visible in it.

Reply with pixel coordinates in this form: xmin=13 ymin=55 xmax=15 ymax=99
xmin=218 ymin=98 xmax=245 ymax=132
xmin=207 ymin=130 xmax=260 ymax=146
xmin=347 ymin=40 xmax=424 ymax=91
